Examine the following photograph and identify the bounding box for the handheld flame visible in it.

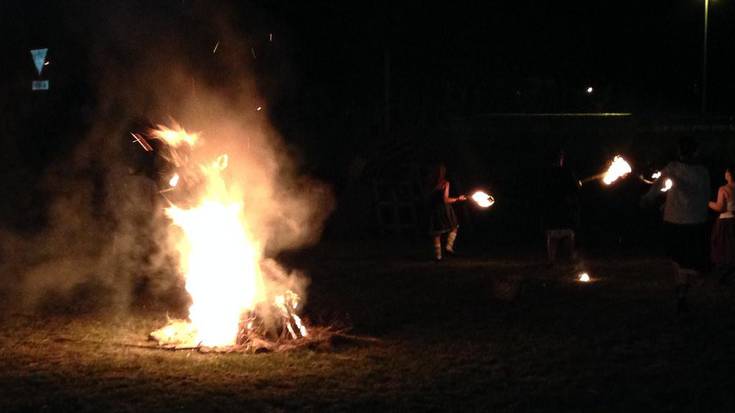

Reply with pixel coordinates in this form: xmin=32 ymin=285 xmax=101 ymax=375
xmin=471 ymin=191 xmax=495 ymax=208
xmin=602 ymin=156 xmax=632 ymax=185
xmin=660 ymin=178 xmax=673 ymax=192
xmin=639 ymin=170 xmax=662 ymax=185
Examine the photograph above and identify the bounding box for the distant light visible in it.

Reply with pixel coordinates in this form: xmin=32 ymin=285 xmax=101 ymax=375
xmin=256 ymin=106 xmax=262 ymax=111
xmin=269 ymin=33 xmax=273 ymax=42
xmin=43 ymin=61 xmax=50 ymax=66
xmin=578 ymin=272 xmax=591 ymax=282
xmin=586 ymin=87 xmax=594 ymax=94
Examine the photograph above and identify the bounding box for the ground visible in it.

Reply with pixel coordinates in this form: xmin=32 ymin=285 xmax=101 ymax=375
xmin=1 ymin=244 xmax=735 ymax=412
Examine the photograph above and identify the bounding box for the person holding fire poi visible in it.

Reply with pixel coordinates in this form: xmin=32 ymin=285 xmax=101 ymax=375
xmin=427 ymin=163 xmax=467 ymax=261
xmin=708 ymin=164 xmax=735 ymax=285
xmin=641 ymin=137 xmax=710 ymax=313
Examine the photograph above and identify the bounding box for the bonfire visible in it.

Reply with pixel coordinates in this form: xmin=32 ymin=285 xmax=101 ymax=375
xmin=139 ymin=123 xmax=319 ymax=352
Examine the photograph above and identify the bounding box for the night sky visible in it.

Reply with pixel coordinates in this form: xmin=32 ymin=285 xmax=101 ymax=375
xmin=4 ymin=1 xmax=735 ymax=112
xmin=1 ymin=0 xmax=734 ymax=193
xmin=268 ymin=0 xmax=735 ymax=114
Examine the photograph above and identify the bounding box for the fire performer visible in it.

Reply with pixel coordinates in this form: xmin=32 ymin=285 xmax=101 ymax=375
xmin=641 ymin=137 xmax=710 ymax=313
xmin=542 ymin=149 xmax=580 ymax=265
xmin=708 ymin=165 xmax=735 ymax=285
xmin=427 ymin=163 xmax=467 ymax=261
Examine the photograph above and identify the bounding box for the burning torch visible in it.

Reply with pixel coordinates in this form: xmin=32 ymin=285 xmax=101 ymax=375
xmin=468 ymin=191 xmax=495 ymax=208
xmin=580 ymin=155 xmax=632 ymax=186
xmin=638 ymin=169 xmax=673 ymax=193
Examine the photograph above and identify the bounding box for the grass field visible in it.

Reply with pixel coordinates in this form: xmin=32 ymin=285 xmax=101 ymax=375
xmin=1 ymin=245 xmax=735 ymax=412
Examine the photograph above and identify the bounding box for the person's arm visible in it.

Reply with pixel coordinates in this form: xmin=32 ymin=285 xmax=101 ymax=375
xmin=709 ymin=187 xmax=727 ymax=212
xmin=641 ymin=165 xmax=668 ymax=207
xmin=443 ymin=182 xmax=467 ymax=204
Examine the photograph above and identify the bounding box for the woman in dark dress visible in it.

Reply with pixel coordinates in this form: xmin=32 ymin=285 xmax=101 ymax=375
xmin=428 ymin=164 xmax=466 ymax=261
xmin=708 ymin=165 xmax=735 ymax=283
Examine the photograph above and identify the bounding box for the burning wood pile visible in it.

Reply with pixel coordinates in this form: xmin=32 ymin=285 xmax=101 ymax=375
xmin=149 ymin=287 xmax=325 ymax=353
xmin=135 ymin=123 xmax=327 ymax=353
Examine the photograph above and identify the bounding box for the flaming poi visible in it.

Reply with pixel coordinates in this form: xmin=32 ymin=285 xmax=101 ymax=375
xmin=144 ymin=123 xmax=309 ymax=350
xmin=639 ymin=170 xmax=662 ymax=185
xmin=580 ymin=155 xmax=632 ymax=186
xmin=660 ymin=178 xmax=673 ymax=192
xmin=602 ymin=155 xmax=632 ymax=185
xmin=639 ymin=170 xmax=673 ymax=192
xmin=470 ymin=191 xmax=495 ymax=208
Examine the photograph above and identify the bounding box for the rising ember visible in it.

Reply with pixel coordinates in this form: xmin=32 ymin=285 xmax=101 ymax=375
xmin=147 ymin=123 xmax=307 ymax=349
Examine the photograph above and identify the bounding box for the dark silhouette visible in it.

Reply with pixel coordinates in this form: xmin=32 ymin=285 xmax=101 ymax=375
xmin=426 ymin=163 xmax=467 ymax=261
xmin=541 ymin=149 xmax=580 ymax=264
xmin=642 ymin=137 xmax=710 ymax=313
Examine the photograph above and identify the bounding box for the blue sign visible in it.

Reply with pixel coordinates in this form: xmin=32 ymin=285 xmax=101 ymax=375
xmin=32 ymin=80 xmax=49 ymax=91
xmin=30 ymin=48 xmax=48 ymax=76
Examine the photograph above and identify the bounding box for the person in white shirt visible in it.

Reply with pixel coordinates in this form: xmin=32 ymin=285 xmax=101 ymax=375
xmin=642 ymin=137 xmax=710 ymax=313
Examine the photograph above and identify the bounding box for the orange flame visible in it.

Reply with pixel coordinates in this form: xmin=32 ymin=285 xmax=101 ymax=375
xmin=151 ymin=123 xmax=199 ymax=147
xmin=149 ymin=124 xmax=308 ymax=348
xmin=602 ymin=156 xmax=632 ymax=185
xmin=471 ymin=191 xmax=495 ymax=208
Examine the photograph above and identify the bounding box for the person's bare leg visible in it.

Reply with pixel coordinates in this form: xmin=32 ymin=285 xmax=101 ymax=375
xmin=446 ymin=229 xmax=458 ymax=253
xmin=433 ymin=235 xmax=442 ymax=261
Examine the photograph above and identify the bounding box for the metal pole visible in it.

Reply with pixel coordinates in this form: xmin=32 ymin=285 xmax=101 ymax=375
xmin=702 ymin=0 xmax=709 ymax=114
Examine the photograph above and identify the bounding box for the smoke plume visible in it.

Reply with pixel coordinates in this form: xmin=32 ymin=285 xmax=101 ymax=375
xmin=0 ymin=1 xmax=333 ymax=315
